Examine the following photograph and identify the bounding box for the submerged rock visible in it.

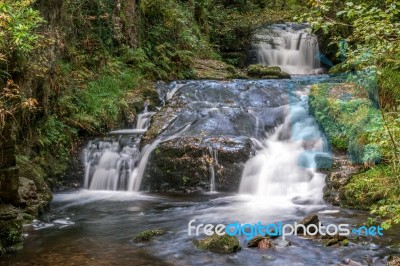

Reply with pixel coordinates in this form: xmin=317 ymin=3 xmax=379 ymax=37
xmin=247 ymin=64 xmax=291 ymax=79
xmin=133 ymin=229 xmax=166 ymax=242
xmin=193 ymin=234 xmax=241 ymax=254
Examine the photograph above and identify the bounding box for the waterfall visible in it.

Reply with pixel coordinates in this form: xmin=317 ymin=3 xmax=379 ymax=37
xmin=128 ymin=123 xmax=191 ymax=191
xmin=239 ymin=86 xmax=329 ymax=204
xmin=208 ymin=147 xmax=218 ymax=192
xmin=83 ymin=105 xmax=155 ymax=191
xmin=253 ymin=24 xmax=323 ymax=75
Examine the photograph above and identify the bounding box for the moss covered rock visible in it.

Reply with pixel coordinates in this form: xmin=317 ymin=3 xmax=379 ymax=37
xmin=133 ymin=229 xmax=166 ymax=242
xmin=247 ymin=64 xmax=290 ymax=79
xmin=322 ymin=234 xmax=349 ymax=247
xmin=0 ymin=205 xmax=23 ymax=252
xmin=193 ymin=234 xmax=241 ymax=254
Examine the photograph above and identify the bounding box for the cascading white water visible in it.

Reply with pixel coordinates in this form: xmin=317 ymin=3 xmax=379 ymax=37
xmin=84 ymin=105 xmax=155 ymax=191
xmin=128 ymin=123 xmax=191 ymax=191
xmin=239 ymin=87 xmax=329 ymax=204
xmin=208 ymin=147 xmax=218 ymax=192
xmin=254 ymin=24 xmax=323 ymax=75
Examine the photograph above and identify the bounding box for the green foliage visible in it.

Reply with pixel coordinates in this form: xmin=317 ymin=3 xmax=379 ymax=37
xmin=67 ymin=0 xmax=114 ymax=52
xmin=379 ymin=68 xmax=400 ymax=110
xmin=207 ymin=4 xmax=293 ymax=66
xmin=182 ymin=175 xmax=190 ymax=186
xmin=343 ymin=165 xmax=400 ymax=229
xmin=0 ymin=0 xmax=44 ymax=65
xmin=298 ymin=0 xmax=400 ymax=70
xmin=309 ymin=82 xmax=383 ymax=162
xmin=56 ymin=62 xmax=140 ymax=132
xmin=139 ymin=0 xmax=208 ymax=79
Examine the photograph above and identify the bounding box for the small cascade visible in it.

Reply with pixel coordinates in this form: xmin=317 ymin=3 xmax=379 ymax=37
xmin=84 ymin=139 xmax=140 ymax=190
xmin=84 ymin=104 xmax=155 ymax=191
xmin=208 ymin=147 xmax=219 ymax=192
xmin=252 ymin=23 xmax=323 ymax=75
xmin=239 ymin=87 xmax=330 ymax=204
xmin=136 ymin=101 xmax=156 ymax=130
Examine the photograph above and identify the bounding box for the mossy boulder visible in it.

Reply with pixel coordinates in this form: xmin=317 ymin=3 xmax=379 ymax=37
xmin=246 ymin=64 xmax=290 ymax=79
xmin=193 ymin=234 xmax=241 ymax=254
xmin=133 ymin=229 xmax=166 ymax=242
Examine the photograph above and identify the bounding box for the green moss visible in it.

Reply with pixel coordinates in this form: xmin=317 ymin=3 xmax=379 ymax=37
xmin=0 ymin=206 xmax=23 ymax=249
xmin=309 ymin=83 xmax=383 ymax=164
xmin=193 ymin=234 xmax=241 ymax=254
xmin=246 ymin=64 xmax=290 ymax=79
xmin=182 ymin=176 xmax=190 ymax=186
xmin=342 ymin=166 xmax=394 ymax=210
xmin=340 ymin=239 xmax=349 ymax=246
xmin=133 ymin=229 xmax=166 ymax=242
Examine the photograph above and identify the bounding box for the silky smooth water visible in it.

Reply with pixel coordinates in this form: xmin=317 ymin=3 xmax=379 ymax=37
xmin=1 ymin=190 xmax=398 ymax=266
xmin=253 ymin=24 xmax=323 ymax=74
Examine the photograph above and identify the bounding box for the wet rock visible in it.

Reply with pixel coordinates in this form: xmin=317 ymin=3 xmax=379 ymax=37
xmin=257 ymin=238 xmax=273 ymax=249
xmin=248 ymin=236 xmax=267 ymax=247
xmin=315 ymin=153 xmax=333 ymax=169
xmin=322 ymin=153 xmax=364 ymax=206
xmin=297 ymin=213 xmax=320 ymax=235
xmin=322 ymin=234 xmax=349 ymax=247
xmin=141 ymin=80 xmax=295 ymax=192
xmin=247 ymin=64 xmax=291 ymax=79
xmin=143 ymin=136 xmax=252 ymax=192
xmin=387 ymin=256 xmax=400 ymax=266
xmin=193 ymin=234 xmax=241 ymax=254
xmin=133 ymin=229 xmax=166 ymax=242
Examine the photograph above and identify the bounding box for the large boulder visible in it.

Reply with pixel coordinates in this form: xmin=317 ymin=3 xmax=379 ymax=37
xmin=140 ymin=80 xmax=293 ymax=192
xmin=142 ymin=136 xmax=252 ymax=192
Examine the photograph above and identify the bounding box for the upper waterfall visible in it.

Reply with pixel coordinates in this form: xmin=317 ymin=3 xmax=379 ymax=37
xmin=252 ymin=23 xmax=323 ymax=75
